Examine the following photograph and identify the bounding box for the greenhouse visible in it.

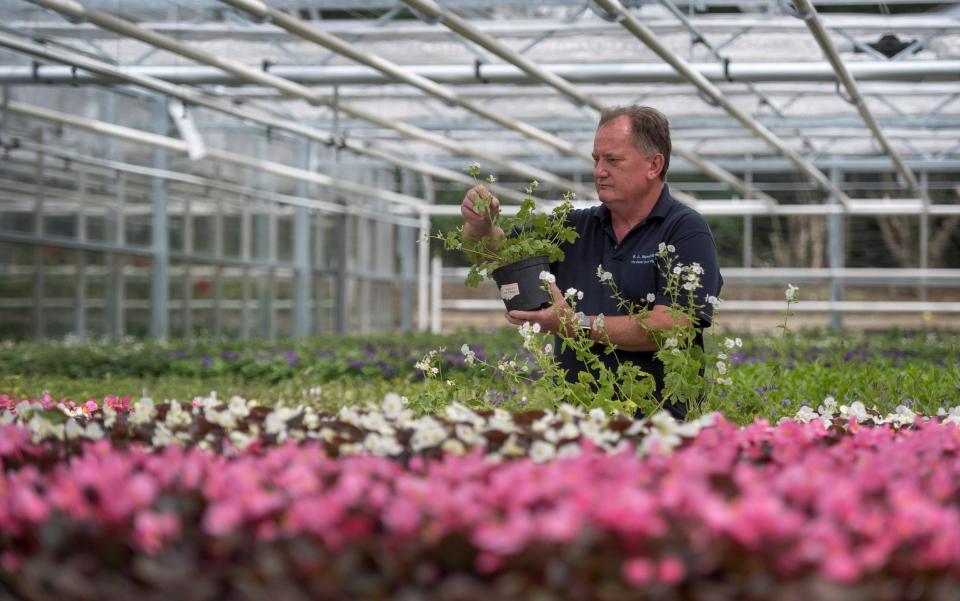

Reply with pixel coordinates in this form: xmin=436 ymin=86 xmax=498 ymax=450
xmin=1 ymin=0 xmax=959 ymax=598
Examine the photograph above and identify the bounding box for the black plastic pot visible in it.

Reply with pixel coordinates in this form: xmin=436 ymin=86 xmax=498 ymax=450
xmin=491 ymin=255 xmax=553 ymax=311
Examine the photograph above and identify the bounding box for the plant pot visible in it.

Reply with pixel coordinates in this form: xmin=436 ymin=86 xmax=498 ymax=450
xmin=491 ymin=255 xmax=553 ymax=312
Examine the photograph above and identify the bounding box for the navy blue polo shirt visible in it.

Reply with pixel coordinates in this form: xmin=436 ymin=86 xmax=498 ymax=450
xmin=551 ymin=184 xmax=723 ymax=409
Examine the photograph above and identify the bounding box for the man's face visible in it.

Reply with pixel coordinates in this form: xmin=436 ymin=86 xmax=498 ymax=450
xmin=592 ymin=115 xmax=663 ymax=208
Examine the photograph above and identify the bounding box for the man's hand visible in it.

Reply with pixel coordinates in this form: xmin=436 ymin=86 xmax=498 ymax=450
xmin=504 ymin=282 xmax=576 ymax=335
xmin=461 ymin=185 xmax=500 ymax=240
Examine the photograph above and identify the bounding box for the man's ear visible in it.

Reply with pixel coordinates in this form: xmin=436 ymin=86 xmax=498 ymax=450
xmin=648 ymin=154 xmax=665 ymax=180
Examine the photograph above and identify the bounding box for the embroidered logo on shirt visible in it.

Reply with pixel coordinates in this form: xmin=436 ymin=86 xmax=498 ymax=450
xmin=630 ymin=253 xmax=656 ymax=265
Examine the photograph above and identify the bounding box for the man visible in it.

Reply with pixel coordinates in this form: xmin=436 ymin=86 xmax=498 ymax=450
xmin=461 ymin=105 xmax=723 ymax=418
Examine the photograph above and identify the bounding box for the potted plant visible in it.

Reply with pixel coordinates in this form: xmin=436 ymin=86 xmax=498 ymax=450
xmin=435 ymin=167 xmax=579 ymax=311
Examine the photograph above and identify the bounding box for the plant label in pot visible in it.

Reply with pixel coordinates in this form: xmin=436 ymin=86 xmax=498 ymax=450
xmin=491 ymin=255 xmax=552 ymax=311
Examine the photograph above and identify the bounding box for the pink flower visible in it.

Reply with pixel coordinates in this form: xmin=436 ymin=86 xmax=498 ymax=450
xmin=658 ymin=556 xmax=685 ymax=584
xmin=204 ymin=501 xmax=244 ymax=537
xmin=10 ymin=485 xmax=49 ymax=523
xmin=623 ymin=557 xmax=655 ymax=586
xmin=134 ymin=510 xmax=180 ymax=554
xmin=472 ymin=511 xmax=533 ymax=556
xmin=382 ymin=497 xmax=421 ymax=536
xmin=83 ymin=399 xmax=99 ymax=414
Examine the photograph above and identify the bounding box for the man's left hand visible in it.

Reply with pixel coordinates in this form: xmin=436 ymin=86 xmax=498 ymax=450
xmin=504 ymin=282 xmax=573 ymax=334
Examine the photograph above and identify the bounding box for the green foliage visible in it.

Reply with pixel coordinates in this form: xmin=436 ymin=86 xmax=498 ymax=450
xmin=0 ymin=330 xmax=957 ymax=425
xmin=431 ymin=169 xmax=580 ymax=287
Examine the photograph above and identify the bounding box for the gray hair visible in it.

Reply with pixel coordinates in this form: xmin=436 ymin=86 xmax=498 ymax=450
xmin=598 ymin=105 xmax=671 ymax=181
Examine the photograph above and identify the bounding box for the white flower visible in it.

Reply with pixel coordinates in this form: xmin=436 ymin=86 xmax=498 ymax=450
xmin=130 ymin=398 xmax=156 ymax=426
xmin=557 ymin=403 xmax=584 ymax=421
xmin=716 ymin=361 xmax=727 ymax=375
xmin=672 ymin=266 xmax=682 ymax=275
xmin=543 ymin=343 xmax=553 ymax=354
xmin=364 ymin=433 xmax=403 ymax=457
xmin=530 ymin=440 xmax=557 ymax=463
xmin=785 ymin=283 xmax=799 ymax=302
xmin=793 ymin=405 xmax=820 ymax=423
xmin=165 ymin=402 xmax=192 ymax=429
xmin=596 ymin=265 xmax=613 ymax=283
xmin=64 ymin=419 xmax=84 ymax=440
xmin=487 ymin=409 xmax=518 ymax=434
xmin=663 ymin=337 xmax=678 ymax=349
xmin=667 ymin=244 xmax=675 ymax=253
xmin=593 ymin=313 xmax=605 ymax=330
xmin=539 ymin=271 xmax=556 ymax=284
xmin=84 ymin=421 xmax=105 ymax=440
xmin=410 ymin=419 xmax=447 ymax=452
xmin=460 ymin=344 xmax=476 ymax=365
xmin=707 ymin=295 xmax=721 ymax=307
xmin=716 ymin=377 xmax=733 ymax=386
xmin=382 ymin=393 xmax=406 ymax=418
xmin=485 ymin=174 xmax=497 ymax=183
xmin=565 ymin=287 xmax=579 ymax=300
xmin=266 ymin=406 xmax=303 ymax=435
xmin=442 ymin=438 xmax=467 ymax=455
xmin=691 ymin=262 xmax=703 ymax=275
xmin=455 ymin=424 xmax=484 ymax=446
xmin=228 ymin=396 xmax=250 ymax=418
xmin=723 ymin=337 xmax=737 ymax=350
xmin=531 ymin=412 xmax=553 ymax=433
xmin=646 ymin=293 xmax=656 ymax=303
xmin=841 ymin=401 xmax=868 ymax=422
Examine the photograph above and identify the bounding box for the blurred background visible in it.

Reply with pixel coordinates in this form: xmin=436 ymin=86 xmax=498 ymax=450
xmin=0 ymin=0 xmax=957 ymax=340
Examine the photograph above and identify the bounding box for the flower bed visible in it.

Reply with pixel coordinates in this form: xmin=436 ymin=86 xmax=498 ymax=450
xmin=4 ymin=395 xmax=960 ymax=599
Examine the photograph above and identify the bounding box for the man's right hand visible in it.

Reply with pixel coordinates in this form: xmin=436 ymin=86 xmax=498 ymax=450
xmin=461 ymin=185 xmax=500 ymax=240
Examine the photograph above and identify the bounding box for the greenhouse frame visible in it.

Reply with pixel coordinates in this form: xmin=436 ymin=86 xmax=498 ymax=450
xmin=0 ymin=0 xmax=958 ymax=340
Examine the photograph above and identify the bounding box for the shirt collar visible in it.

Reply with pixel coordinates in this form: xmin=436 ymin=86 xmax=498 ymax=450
xmin=592 ymin=183 xmax=675 ymax=224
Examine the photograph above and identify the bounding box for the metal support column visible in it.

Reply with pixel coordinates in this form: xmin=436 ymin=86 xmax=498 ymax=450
xmin=213 ymin=192 xmax=224 ymax=337
xmin=107 ymin=173 xmax=127 ymax=339
xmin=293 ymin=138 xmax=312 ymax=338
xmin=399 ymin=170 xmax=417 ymax=333
xmin=255 ymin=139 xmax=274 ymax=338
xmin=240 ymin=203 xmax=252 ymax=340
xmin=742 ymin=213 xmax=752 ymax=332
xmin=430 ymin=254 xmax=441 ymax=334
xmin=334 ymin=206 xmax=349 ymax=335
xmin=828 ymin=167 xmax=844 ymax=331
xmin=919 ymin=170 xmax=929 ymax=305
xmin=417 ymin=175 xmax=434 ymax=332
xmin=31 ymin=131 xmax=45 ymax=339
xmin=182 ymin=195 xmax=193 ymax=336
xmin=150 ymin=97 xmax=170 ymax=340
xmin=74 ymin=167 xmax=87 ymax=341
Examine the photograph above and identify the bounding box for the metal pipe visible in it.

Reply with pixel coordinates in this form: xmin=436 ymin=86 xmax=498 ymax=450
xmin=0 ymin=31 xmax=528 ymax=203
xmin=794 ymin=0 xmax=928 ymax=205
xmin=593 ymin=0 xmax=852 ymax=208
xmin=4 ymin=60 xmax=955 ymax=86
xmin=10 ymin=14 xmax=958 ymax=41
xmin=8 ymin=139 xmax=419 ymax=226
xmin=219 ymin=0 xmax=590 ymax=162
xmin=21 ymin=0 xmax=589 ymax=197
xmin=6 ymin=100 xmax=428 ymax=211
xmin=402 ymin=0 xmax=771 ymax=204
